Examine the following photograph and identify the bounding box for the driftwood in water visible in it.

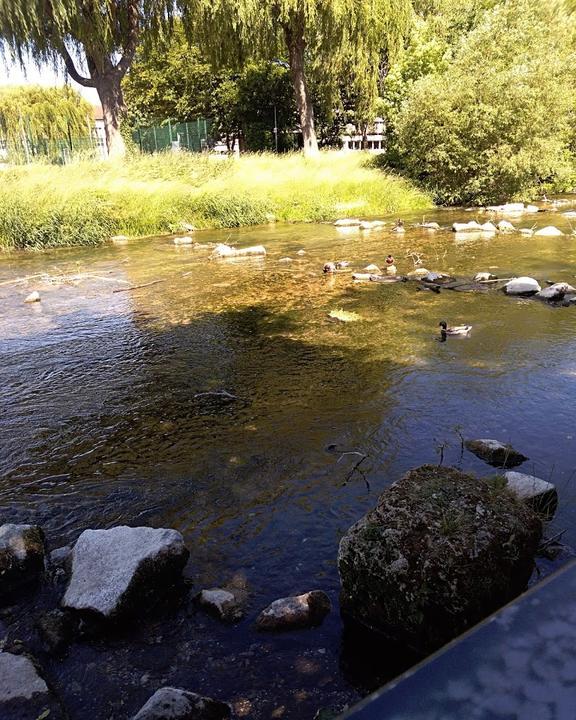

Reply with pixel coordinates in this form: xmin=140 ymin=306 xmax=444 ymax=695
xmin=113 ymin=279 xmax=165 ymax=293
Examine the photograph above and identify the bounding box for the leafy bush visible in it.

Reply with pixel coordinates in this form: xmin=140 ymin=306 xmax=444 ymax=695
xmin=395 ymin=0 xmax=576 ymax=205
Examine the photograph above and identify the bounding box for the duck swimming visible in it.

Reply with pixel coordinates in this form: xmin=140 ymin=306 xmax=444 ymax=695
xmin=439 ymin=320 xmax=472 ymax=338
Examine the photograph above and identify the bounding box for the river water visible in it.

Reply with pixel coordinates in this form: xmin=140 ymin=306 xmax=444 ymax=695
xmin=1 ymin=202 xmax=576 ymax=718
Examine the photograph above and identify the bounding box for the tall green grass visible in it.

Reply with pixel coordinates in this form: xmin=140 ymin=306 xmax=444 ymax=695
xmin=0 ymin=151 xmax=432 ymax=249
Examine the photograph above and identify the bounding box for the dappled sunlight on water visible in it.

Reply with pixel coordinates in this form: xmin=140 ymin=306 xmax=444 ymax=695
xmin=1 ymin=201 xmax=576 ymax=717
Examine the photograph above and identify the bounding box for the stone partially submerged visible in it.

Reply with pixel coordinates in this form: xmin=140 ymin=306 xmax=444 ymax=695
xmin=0 ymin=652 xmax=64 ymax=720
xmin=195 ymin=587 xmax=248 ymax=623
xmin=211 ymin=244 xmax=266 ymax=259
xmin=256 ymin=591 xmax=331 ymax=631
xmin=338 ymin=465 xmax=542 ymax=654
xmin=504 ymin=471 xmax=558 ymax=519
xmin=465 ymin=439 xmax=527 ymax=468
xmin=0 ymin=524 xmax=46 ymax=603
xmin=534 ymin=226 xmax=564 ymax=237
xmin=535 ymin=282 xmax=576 ymax=301
xmin=504 ymin=277 xmax=541 ymax=296
xmin=132 ymin=687 xmax=231 ymax=720
xmin=62 ymin=526 xmax=189 ymax=620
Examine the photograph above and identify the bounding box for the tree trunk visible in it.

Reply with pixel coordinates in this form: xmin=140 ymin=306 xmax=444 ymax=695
xmin=284 ymin=20 xmax=318 ymax=157
xmin=95 ymin=73 xmax=127 ymax=159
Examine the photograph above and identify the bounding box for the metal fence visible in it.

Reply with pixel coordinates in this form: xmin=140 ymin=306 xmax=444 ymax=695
xmin=0 ymin=133 xmax=106 ymax=165
xmin=132 ymin=119 xmax=214 ymax=154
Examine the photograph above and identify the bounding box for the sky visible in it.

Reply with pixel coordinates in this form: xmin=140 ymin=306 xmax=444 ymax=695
xmin=1 ymin=57 xmax=100 ymax=104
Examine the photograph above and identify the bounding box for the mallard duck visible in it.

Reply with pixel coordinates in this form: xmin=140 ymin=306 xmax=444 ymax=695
xmin=439 ymin=320 xmax=472 ymax=337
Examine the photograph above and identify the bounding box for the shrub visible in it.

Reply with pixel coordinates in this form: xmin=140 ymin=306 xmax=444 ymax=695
xmin=395 ymin=0 xmax=576 ymax=205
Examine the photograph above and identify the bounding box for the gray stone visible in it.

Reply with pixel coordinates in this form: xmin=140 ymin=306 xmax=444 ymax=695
xmin=36 ymin=608 xmax=78 ymax=654
xmin=421 ymin=271 xmax=453 ymax=284
xmin=50 ymin=545 xmax=72 ymax=568
xmin=195 ymin=587 xmax=247 ymax=623
xmin=465 ymin=439 xmax=528 ymax=468
xmin=474 ymin=272 xmax=497 ymax=282
xmin=0 ymin=652 xmax=48 ymax=702
xmin=504 ymin=472 xmax=558 ymax=518
xmin=0 ymin=524 xmax=46 ymax=602
xmin=62 ymin=526 xmax=189 ymax=619
xmin=132 ymin=687 xmax=231 ymax=720
xmin=534 ymin=226 xmax=563 ymax=237
xmin=504 ymin=277 xmax=541 ymax=295
xmin=256 ymin=590 xmax=331 ymax=631
xmin=338 ymin=465 xmax=542 ymax=654
xmin=535 ymin=282 xmax=576 ymax=301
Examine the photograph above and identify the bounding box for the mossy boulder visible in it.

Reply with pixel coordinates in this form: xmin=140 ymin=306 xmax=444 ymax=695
xmin=338 ymin=465 xmax=542 ymax=654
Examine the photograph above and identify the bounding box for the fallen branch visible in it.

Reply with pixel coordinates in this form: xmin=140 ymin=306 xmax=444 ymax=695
xmin=113 ymin=279 xmax=165 ymax=293
xmin=0 ymin=273 xmax=44 ymax=287
xmin=194 ymin=390 xmax=238 ymax=401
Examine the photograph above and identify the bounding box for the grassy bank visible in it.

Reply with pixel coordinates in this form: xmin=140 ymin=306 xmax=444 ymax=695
xmin=0 ymin=152 xmax=432 ymax=250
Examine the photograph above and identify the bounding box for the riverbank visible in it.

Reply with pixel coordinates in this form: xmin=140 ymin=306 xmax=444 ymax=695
xmin=0 ymin=152 xmax=432 ymax=250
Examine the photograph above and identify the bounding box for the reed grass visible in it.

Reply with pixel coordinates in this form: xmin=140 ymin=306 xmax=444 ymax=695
xmin=0 ymin=151 xmax=432 ymax=249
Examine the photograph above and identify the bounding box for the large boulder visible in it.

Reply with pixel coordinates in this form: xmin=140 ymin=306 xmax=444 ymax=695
xmin=536 ymin=282 xmax=576 ymax=301
xmin=62 ymin=526 xmax=189 ymax=620
xmin=256 ymin=590 xmax=331 ymax=631
xmin=0 ymin=524 xmax=46 ymax=603
xmin=504 ymin=277 xmax=541 ymax=296
xmin=338 ymin=465 xmax=541 ymax=654
xmin=504 ymin=471 xmax=558 ymax=519
xmin=132 ymin=687 xmax=231 ymax=720
xmin=465 ymin=438 xmax=527 ymax=467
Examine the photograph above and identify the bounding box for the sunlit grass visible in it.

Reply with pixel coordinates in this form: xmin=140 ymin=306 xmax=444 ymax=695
xmin=0 ymin=151 xmax=432 ymax=249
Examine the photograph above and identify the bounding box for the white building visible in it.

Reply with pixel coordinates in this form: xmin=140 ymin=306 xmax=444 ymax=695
xmin=341 ymin=117 xmax=386 ymax=152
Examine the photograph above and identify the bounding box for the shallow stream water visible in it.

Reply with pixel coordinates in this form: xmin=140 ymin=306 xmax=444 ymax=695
xmin=1 ymin=201 xmax=576 ymax=718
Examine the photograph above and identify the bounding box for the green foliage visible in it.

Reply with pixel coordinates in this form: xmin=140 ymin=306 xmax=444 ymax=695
xmin=0 ymin=151 xmax=431 ymax=249
xmin=0 ymin=84 xmax=92 ymax=145
xmin=394 ymin=0 xmax=576 ymax=205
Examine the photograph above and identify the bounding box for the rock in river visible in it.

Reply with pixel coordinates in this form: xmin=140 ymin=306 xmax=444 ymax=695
xmin=0 ymin=524 xmax=46 ymax=603
xmin=465 ymin=438 xmax=527 ymax=467
xmin=536 ymin=282 xmax=576 ymax=301
xmin=0 ymin=651 xmax=64 ymax=720
xmin=256 ymin=591 xmax=331 ymax=631
xmin=62 ymin=526 xmax=189 ymax=620
xmin=504 ymin=472 xmax=558 ymax=519
xmin=534 ymin=226 xmax=564 ymax=237
xmin=338 ymin=465 xmax=542 ymax=654
xmin=504 ymin=277 xmax=541 ymax=296
xmin=132 ymin=687 xmax=231 ymax=720
xmin=195 ymin=587 xmax=247 ymax=623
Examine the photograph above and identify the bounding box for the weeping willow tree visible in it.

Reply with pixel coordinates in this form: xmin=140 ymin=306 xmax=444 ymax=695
xmin=181 ymin=0 xmax=413 ymax=156
xmin=0 ymin=85 xmax=92 ymax=148
xmin=0 ymin=1 xmax=174 ymax=157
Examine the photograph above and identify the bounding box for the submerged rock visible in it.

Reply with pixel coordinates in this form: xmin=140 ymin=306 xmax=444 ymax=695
xmin=132 ymin=687 xmax=231 ymax=720
xmin=256 ymin=591 xmax=331 ymax=631
xmin=487 ymin=202 xmax=525 ymax=213
xmin=173 ymin=236 xmax=195 ymax=245
xmin=465 ymin=439 xmax=527 ymax=468
xmin=338 ymin=465 xmax=542 ymax=654
xmin=62 ymin=526 xmax=189 ymax=620
xmin=534 ymin=226 xmax=563 ymax=237
xmin=195 ymin=587 xmax=247 ymax=623
xmin=504 ymin=471 xmax=558 ymax=519
xmin=0 ymin=524 xmax=46 ymax=603
xmin=212 ymin=244 xmax=266 ymax=258
xmin=504 ymin=277 xmax=541 ymax=295
xmin=480 ymin=222 xmax=497 ymax=234
xmin=474 ymin=271 xmax=497 ymax=282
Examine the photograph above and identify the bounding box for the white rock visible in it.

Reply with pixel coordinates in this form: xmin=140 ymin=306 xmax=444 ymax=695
xmin=474 ymin=272 xmax=497 ymax=282
xmin=296 ymin=249 xmax=306 ymax=256
xmin=497 ymin=220 xmax=515 ymax=232
xmin=525 ymin=205 xmax=540 ymax=213
xmin=363 ymin=264 xmax=382 ymax=273
xmin=62 ymin=526 xmax=189 ymax=619
xmin=421 ymin=222 xmax=440 ymax=230
xmin=487 ymin=203 xmax=525 ymax=213
xmin=278 ymin=257 xmax=293 ymax=263
xmin=173 ymin=236 xmax=194 ymax=245
xmin=534 ymin=226 xmax=564 ymax=237
xmin=196 ymin=587 xmax=247 ymax=622
xmin=536 ymin=282 xmax=576 ymax=300
xmin=452 ymin=221 xmax=482 ymax=232
xmin=480 ymin=222 xmax=498 ymax=234
xmin=359 ymin=221 xmax=375 ymax=230
xmin=504 ymin=277 xmax=541 ymax=295
xmin=504 ymin=472 xmax=558 ymax=518
xmin=386 ymin=265 xmax=397 ymax=276
xmin=211 ymin=244 xmax=266 ymax=258
xmin=132 ymin=687 xmax=230 ymax=720
xmin=0 ymin=652 xmax=48 ymax=702
xmin=562 ymin=211 xmax=576 ymax=218
xmin=256 ymin=590 xmax=331 ymax=631
xmin=24 ymin=291 xmax=41 ymax=303
xmin=407 ymin=268 xmax=431 ymax=279
xmin=334 ymin=218 xmax=361 ymax=227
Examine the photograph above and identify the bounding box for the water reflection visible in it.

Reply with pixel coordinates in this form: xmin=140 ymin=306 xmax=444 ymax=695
xmin=1 ymin=204 xmax=576 ymax=718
